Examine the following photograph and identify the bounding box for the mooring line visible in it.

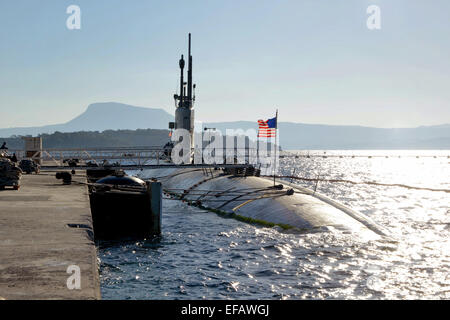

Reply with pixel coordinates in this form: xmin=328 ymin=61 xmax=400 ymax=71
xmin=266 ymin=175 xmax=450 ymax=193
xmin=149 ymin=169 xmax=204 ymax=180
xmin=231 ymin=193 xmax=287 ymax=212
xmin=216 ymin=187 xmax=282 ymax=209
xmin=179 ymin=175 xmax=220 ymax=200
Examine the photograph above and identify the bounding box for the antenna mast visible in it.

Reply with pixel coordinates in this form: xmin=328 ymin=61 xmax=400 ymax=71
xmin=187 ymin=33 xmax=193 ymax=103
xmin=179 ymin=55 xmax=185 ymax=108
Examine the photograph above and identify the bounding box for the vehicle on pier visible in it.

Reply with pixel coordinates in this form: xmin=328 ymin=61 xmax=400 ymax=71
xmin=0 ymin=157 xmax=21 ymax=190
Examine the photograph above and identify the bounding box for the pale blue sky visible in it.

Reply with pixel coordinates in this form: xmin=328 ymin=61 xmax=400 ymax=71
xmin=1 ymin=0 xmax=449 ymax=128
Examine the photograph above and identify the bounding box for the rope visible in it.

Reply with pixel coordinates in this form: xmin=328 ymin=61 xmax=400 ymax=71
xmin=164 ymin=186 xmax=278 ymax=192
xmin=163 ymin=195 xmax=287 ymax=202
xmin=148 ymin=169 xmax=204 ymax=180
xmin=216 ymin=187 xmax=281 ymax=209
xmin=231 ymin=193 xmax=287 ymax=212
xmin=164 ymin=190 xmax=283 ymax=196
xmin=266 ymin=175 xmax=450 ymax=193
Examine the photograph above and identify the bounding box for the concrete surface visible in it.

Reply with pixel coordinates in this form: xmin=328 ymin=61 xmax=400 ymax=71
xmin=0 ymin=172 xmax=100 ymax=300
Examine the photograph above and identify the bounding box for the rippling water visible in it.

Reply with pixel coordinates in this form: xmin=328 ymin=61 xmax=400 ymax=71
xmin=99 ymin=150 xmax=449 ymax=299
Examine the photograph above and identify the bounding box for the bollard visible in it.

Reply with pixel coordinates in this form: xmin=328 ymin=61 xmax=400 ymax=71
xmin=146 ymin=181 xmax=162 ymax=235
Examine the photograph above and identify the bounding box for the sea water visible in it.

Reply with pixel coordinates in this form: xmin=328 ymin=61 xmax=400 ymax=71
xmin=99 ymin=150 xmax=449 ymax=299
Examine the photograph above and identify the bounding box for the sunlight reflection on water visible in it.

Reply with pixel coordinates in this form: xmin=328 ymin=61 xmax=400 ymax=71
xmin=100 ymin=150 xmax=449 ymax=299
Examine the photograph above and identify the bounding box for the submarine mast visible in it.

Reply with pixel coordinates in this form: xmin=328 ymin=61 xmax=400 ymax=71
xmin=171 ymin=33 xmax=195 ymax=150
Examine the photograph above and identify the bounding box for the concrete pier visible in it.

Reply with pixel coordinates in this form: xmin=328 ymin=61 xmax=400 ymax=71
xmin=0 ymin=172 xmax=100 ymax=300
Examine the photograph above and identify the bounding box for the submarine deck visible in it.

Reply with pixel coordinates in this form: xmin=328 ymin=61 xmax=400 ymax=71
xmin=0 ymin=172 xmax=100 ymax=300
xmin=149 ymin=167 xmax=389 ymax=239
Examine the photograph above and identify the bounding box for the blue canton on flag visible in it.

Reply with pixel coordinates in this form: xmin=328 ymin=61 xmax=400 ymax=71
xmin=266 ymin=117 xmax=277 ymax=128
xmin=258 ymin=116 xmax=277 ymax=138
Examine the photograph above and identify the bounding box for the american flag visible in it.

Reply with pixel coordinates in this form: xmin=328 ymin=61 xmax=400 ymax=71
xmin=257 ymin=117 xmax=277 ymax=138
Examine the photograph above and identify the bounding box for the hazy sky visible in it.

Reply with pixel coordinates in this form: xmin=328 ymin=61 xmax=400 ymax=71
xmin=1 ymin=0 xmax=449 ymax=128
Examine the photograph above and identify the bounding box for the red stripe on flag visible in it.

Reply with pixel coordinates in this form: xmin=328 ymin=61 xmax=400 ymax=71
xmin=257 ymin=119 xmax=276 ymax=137
xmin=258 ymin=129 xmax=276 ymax=137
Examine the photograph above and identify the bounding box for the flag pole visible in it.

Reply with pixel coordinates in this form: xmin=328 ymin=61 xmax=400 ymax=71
xmin=273 ymin=109 xmax=278 ymax=186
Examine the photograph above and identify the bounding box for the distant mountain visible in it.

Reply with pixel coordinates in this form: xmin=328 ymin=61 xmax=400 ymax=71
xmin=202 ymin=122 xmax=450 ymax=150
xmin=3 ymin=129 xmax=171 ymax=150
xmin=1 ymin=102 xmax=449 ymax=149
xmin=0 ymin=102 xmax=174 ymax=137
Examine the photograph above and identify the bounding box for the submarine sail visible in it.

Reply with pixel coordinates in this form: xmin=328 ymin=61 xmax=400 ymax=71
xmin=154 ymin=34 xmax=389 ymax=240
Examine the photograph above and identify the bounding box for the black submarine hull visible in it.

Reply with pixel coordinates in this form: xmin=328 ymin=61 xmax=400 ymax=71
xmin=145 ymin=167 xmax=390 ymax=240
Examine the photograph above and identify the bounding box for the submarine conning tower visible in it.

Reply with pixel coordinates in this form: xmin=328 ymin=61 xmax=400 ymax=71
xmin=171 ymin=33 xmax=195 ymax=148
xmin=151 ymin=34 xmax=391 ymax=240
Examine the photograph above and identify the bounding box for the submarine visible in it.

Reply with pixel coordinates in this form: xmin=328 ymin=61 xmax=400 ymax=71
xmin=146 ymin=34 xmax=390 ymax=240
